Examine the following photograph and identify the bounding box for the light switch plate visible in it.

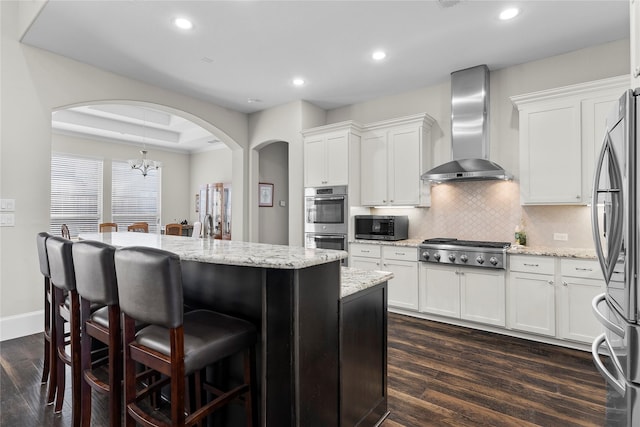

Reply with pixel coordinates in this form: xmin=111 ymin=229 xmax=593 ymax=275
xmin=0 ymin=199 xmax=15 ymax=211
xmin=553 ymin=233 xmax=568 ymax=241
xmin=0 ymin=213 xmax=15 ymax=226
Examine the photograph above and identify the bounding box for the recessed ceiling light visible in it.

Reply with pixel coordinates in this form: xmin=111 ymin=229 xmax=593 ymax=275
xmin=173 ymin=17 xmax=194 ymax=30
xmin=499 ymin=8 xmax=519 ymax=20
xmin=293 ymin=78 xmax=305 ymax=87
xmin=372 ymin=50 xmax=387 ymax=61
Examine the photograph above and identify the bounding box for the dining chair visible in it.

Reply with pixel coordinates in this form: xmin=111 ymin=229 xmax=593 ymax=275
xmin=115 ymin=246 xmax=257 ymax=427
xmin=46 ymin=236 xmax=82 ymax=427
xmin=127 ymin=222 xmax=148 ymax=233
xmin=165 ymin=223 xmax=182 ymax=236
xmin=72 ymin=240 xmax=121 ymax=427
xmin=191 ymin=221 xmax=202 ymax=238
xmin=99 ymin=222 xmax=118 ymax=232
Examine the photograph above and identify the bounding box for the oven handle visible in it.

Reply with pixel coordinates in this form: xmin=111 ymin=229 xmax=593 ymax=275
xmin=309 ymin=196 xmax=346 ymax=202
xmin=592 ymin=333 xmax=626 ymax=397
xmin=592 ymin=293 xmax=625 ymax=338
xmin=312 ymin=235 xmax=345 ymax=240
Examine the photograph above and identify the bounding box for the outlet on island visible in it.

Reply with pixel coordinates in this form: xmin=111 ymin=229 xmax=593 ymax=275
xmin=553 ymin=233 xmax=568 ymax=241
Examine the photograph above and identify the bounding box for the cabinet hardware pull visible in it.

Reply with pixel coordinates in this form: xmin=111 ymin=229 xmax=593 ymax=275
xmin=576 ymin=267 xmax=593 ymax=271
xmin=548 ymin=280 xmax=554 ymax=285
xmin=524 ymin=263 xmax=539 ymax=267
xmin=395 ymin=252 xmax=405 ymax=256
xmin=362 ymin=250 xmax=370 ymax=253
xmin=563 ymin=281 xmax=568 ymax=286
xmin=635 ymin=67 xmax=640 ymax=78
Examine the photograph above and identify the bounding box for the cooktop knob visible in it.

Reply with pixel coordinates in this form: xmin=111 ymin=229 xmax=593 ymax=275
xmin=434 ymin=253 xmax=441 ymax=261
xmin=448 ymin=254 xmax=456 ymax=262
xmin=476 ymin=256 xmax=485 ymax=264
xmin=489 ymin=257 xmax=498 ymax=266
xmin=422 ymin=251 xmax=430 ymax=260
xmin=460 ymin=254 xmax=468 ymax=263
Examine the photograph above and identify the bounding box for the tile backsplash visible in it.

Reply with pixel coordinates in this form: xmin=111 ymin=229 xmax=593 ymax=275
xmin=373 ymin=180 xmax=595 ymax=249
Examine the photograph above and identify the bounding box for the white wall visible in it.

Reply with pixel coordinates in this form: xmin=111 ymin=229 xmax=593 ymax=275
xmin=0 ymin=1 xmax=249 ymax=339
xmin=248 ymin=100 xmax=325 ymax=245
xmin=189 ymin=146 xmax=234 ymax=223
xmin=258 ymin=142 xmax=289 ymax=245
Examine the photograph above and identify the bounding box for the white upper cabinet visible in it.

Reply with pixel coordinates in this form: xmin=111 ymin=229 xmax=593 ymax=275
xmin=360 ymin=113 xmax=435 ymax=207
xmin=511 ymin=76 xmax=629 ymax=205
xmin=302 ymin=122 xmax=361 ymax=188
xmin=632 ymin=0 xmax=640 ymax=87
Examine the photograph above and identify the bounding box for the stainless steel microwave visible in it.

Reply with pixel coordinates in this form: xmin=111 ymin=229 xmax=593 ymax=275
xmin=354 ymin=215 xmax=408 ymax=241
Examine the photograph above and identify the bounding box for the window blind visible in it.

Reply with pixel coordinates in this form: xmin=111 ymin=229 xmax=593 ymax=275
xmin=50 ymin=153 xmax=103 ymax=237
xmin=111 ymin=160 xmax=160 ymax=233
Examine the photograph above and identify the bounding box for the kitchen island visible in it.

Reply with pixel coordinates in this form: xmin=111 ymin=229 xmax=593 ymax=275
xmin=79 ymin=232 xmax=391 ymax=426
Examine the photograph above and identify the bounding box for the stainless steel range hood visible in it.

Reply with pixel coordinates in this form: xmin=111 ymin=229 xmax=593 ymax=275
xmin=421 ymin=65 xmax=512 ymax=182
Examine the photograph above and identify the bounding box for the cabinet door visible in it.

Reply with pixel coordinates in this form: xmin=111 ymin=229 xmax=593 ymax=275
xmin=520 ymin=104 xmax=582 ymax=204
xmin=419 ymin=264 xmax=460 ymax=318
xmin=508 ymin=271 xmax=556 ymax=336
xmin=325 ymin=134 xmax=349 ymax=186
xmin=350 ymin=256 xmax=380 ymax=271
xmin=361 ymin=131 xmax=388 ymax=206
xmin=384 ymin=260 xmax=418 ymax=311
xmin=460 ymin=269 xmax=506 ymax=327
xmin=582 ymin=95 xmax=620 ymax=204
xmin=557 ymin=276 xmax=604 ymax=343
xmin=304 ymin=136 xmax=327 ymax=187
xmin=388 ymin=127 xmax=420 ymax=205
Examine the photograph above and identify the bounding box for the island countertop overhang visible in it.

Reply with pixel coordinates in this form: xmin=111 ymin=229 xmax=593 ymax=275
xmin=78 ymin=232 xmax=347 ymax=269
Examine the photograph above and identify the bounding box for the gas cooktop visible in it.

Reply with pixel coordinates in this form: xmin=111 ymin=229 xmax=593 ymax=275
xmin=419 ymin=238 xmax=511 ymax=269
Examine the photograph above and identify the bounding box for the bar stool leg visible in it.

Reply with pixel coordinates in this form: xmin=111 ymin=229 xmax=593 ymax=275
xmin=53 ymin=287 xmax=66 ymax=414
xmin=41 ymin=278 xmax=51 ymax=385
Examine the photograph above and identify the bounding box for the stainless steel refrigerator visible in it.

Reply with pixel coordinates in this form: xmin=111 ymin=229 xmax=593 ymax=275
xmin=591 ymin=88 xmax=640 ymax=426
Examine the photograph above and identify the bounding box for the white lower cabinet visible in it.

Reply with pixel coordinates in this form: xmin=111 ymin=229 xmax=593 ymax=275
xmin=349 ymin=243 xmax=419 ymax=310
xmin=557 ymin=259 xmax=605 ymax=343
xmin=420 ymin=264 xmax=505 ymax=327
xmin=508 ymin=255 xmax=605 ymax=343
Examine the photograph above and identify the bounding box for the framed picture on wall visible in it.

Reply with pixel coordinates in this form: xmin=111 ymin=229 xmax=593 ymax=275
xmin=259 ymin=183 xmax=274 ymax=207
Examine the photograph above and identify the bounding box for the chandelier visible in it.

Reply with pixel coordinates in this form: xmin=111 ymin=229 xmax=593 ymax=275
xmin=128 ymin=149 xmax=161 ymax=177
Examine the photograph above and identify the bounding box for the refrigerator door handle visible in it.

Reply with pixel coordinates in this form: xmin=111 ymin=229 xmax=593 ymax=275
xmin=592 ymin=333 xmax=626 ymax=397
xmin=591 ymin=293 xmax=625 ymax=338
xmin=591 ymin=131 xmax=625 ymax=284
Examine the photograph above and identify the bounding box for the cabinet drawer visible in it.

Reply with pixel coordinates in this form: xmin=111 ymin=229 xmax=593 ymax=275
xmin=350 ymin=244 xmax=381 ymax=258
xmin=509 ymin=255 xmax=554 ymax=275
xmin=382 ymin=245 xmax=418 ymax=262
xmin=560 ymin=259 xmax=602 ymax=280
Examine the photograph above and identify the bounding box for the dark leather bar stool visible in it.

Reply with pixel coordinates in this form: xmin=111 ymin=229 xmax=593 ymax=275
xmin=46 ymin=236 xmax=81 ymax=427
xmin=115 ymin=246 xmax=257 ymax=427
xmin=72 ymin=240 xmax=121 ymax=427
xmin=36 ymin=232 xmax=56 ymax=403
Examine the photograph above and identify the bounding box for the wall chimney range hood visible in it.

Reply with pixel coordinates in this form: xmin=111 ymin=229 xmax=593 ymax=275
xmin=421 ymin=65 xmax=512 ymax=183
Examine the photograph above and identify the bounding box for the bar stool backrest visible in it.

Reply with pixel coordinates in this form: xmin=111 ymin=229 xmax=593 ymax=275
xmin=73 ymin=241 xmax=118 ymax=306
xmin=115 ymin=246 xmax=183 ymax=328
xmin=47 ymin=236 xmax=76 ymax=292
xmin=36 ymin=232 xmax=52 ymax=278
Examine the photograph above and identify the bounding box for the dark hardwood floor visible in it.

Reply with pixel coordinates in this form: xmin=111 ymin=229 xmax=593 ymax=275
xmin=0 ymin=313 xmax=606 ymax=426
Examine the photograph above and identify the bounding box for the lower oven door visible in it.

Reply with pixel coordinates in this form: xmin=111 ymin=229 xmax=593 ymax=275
xmin=305 ymin=233 xmax=347 ymax=265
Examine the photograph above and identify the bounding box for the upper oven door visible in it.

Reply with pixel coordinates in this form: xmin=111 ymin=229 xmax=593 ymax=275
xmin=305 ymin=190 xmax=347 ymax=234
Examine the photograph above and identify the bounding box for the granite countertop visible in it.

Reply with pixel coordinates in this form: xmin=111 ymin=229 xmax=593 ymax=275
xmin=340 ymin=267 xmax=394 ymax=298
xmin=78 ymin=232 xmax=347 ymax=269
xmin=507 ymin=245 xmax=597 ymax=260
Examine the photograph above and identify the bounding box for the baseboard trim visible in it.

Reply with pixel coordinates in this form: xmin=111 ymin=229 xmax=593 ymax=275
xmin=0 ymin=310 xmax=43 ymax=342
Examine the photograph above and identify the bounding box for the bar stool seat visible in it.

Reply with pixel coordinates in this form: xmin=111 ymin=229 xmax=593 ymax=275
xmin=136 ymin=309 xmax=256 ymax=374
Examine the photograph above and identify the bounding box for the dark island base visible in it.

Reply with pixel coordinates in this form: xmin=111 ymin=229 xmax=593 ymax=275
xmin=181 ymin=260 xmax=387 ymax=426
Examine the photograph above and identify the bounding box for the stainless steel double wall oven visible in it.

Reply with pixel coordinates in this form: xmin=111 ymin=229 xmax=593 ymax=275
xmin=304 ymin=186 xmax=348 ymax=258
